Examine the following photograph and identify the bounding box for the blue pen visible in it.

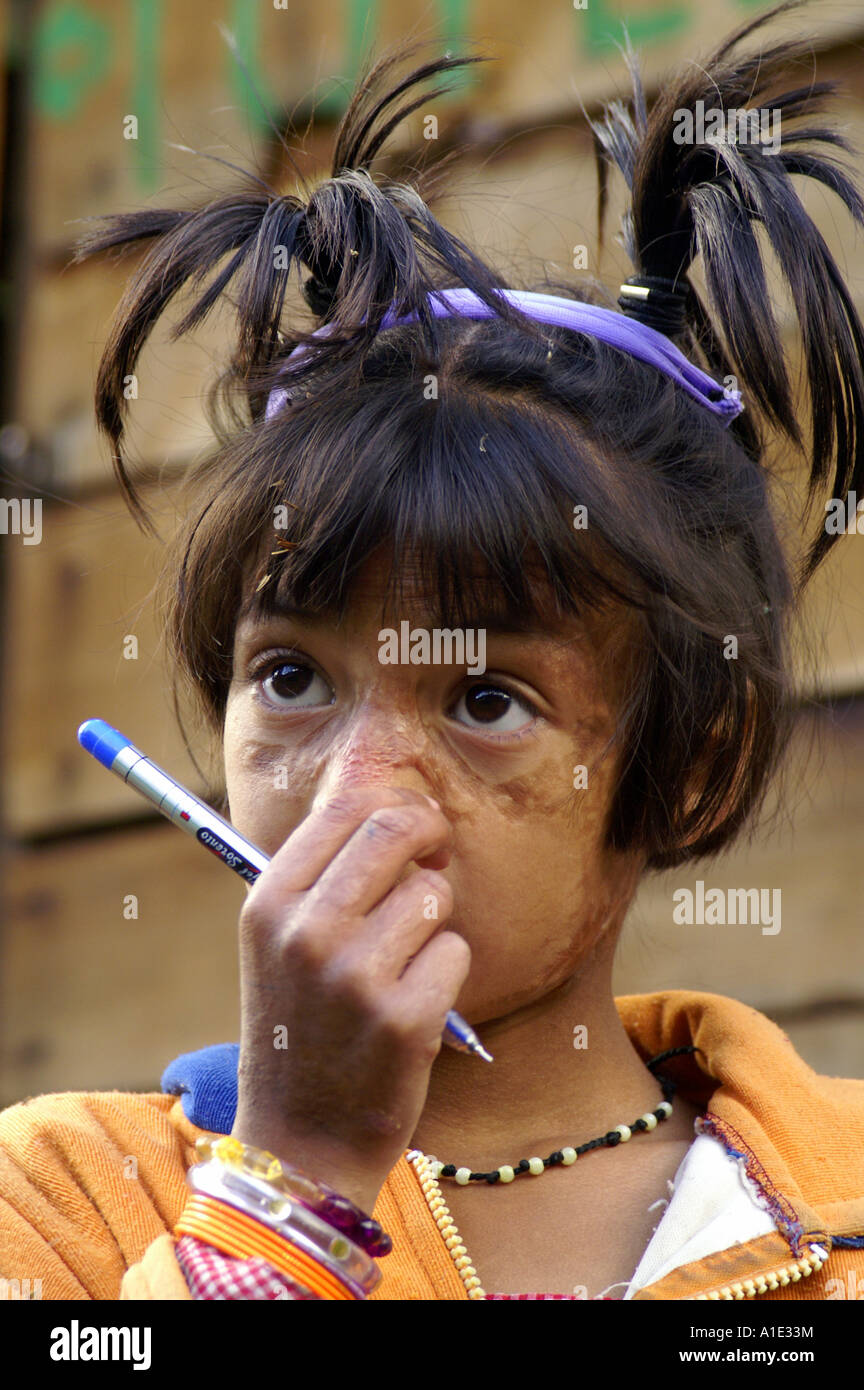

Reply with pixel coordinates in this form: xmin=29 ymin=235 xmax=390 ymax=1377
xmin=77 ymin=718 xmax=493 ymax=1063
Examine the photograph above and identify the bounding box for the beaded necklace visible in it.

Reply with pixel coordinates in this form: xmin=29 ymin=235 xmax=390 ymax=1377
xmin=406 ymin=1046 xmax=697 ymax=1299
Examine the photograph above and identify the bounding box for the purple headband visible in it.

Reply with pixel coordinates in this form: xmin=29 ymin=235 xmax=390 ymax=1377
xmin=264 ymin=287 xmax=743 ymax=424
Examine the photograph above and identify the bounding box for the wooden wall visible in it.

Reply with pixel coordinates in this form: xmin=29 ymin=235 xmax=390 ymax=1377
xmin=2 ymin=0 xmax=863 ymax=1105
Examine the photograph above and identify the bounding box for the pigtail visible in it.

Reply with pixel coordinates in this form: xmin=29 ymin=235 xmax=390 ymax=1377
xmin=71 ymin=40 xmax=546 ymax=537
xmin=71 ymin=191 xmax=304 ymax=535
xmin=590 ymin=0 xmax=864 ymax=582
xmin=238 ymin=43 xmax=552 ymax=378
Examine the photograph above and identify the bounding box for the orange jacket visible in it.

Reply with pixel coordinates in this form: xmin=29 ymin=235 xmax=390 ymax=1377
xmin=1 ymin=990 xmax=862 ymax=1301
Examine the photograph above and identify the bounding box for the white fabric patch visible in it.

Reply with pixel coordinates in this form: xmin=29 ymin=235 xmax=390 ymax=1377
xmin=622 ymin=1130 xmax=778 ymax=1299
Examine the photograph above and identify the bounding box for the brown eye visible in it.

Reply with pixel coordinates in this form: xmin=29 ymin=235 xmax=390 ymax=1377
xmin=451 ymin=682 xmax=537 ymax=733
xmin=257 ymin=658 xmax=333 ymax=709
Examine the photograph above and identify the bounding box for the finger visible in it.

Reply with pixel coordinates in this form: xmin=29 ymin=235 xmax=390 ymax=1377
xmin=301 ymin=799 xmax=451 ymax=921
xmin=335 ymin=868 xmax=454 ymax=984
xmin=387 ymin=930 xmax=473 ymax=1040
xmin=254 ymin=785 xmax=446 ymax=896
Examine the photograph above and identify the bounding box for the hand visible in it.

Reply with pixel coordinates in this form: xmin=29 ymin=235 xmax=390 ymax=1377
xmin=230 ymin=785 xmax=471 ymax=1214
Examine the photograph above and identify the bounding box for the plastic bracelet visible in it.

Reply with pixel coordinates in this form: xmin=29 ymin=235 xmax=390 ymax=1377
xmin=188 ymin=1160 xmax=379 ymax=1296
xmin=195 ymin=1136 xmax=392 ymax=1258
xmin=175 ymin=1193 xmax=357 ymax=1301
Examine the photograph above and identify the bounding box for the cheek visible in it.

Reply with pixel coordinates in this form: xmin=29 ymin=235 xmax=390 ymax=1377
xmin=448 ymin=721 xmax=632 ymax=961
xmin=479 ymin=701 xmax=620 ymax=849
xmin=222 ymin=693 xmax=317 ymax=845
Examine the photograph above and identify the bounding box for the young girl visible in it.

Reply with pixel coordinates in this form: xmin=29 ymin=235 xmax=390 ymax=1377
xmin=2 ymin=2 xmax=863 ymax=1303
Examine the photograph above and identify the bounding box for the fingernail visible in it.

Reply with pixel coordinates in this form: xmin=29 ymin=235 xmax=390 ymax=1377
xmin=426 ymin=796 xmax=441 ymax=811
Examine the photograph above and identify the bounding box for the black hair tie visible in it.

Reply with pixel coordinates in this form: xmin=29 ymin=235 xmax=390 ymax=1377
xmin=618 ymin=274 xmax=690 ymax=337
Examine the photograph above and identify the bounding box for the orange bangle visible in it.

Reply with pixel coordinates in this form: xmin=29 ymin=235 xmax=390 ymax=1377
xmin=175 ymin=1192 xmax=357 ymax=1300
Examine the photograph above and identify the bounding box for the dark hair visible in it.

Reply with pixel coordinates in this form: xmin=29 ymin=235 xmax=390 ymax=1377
xmin=73 ymin=0 xmax=864 ymax=870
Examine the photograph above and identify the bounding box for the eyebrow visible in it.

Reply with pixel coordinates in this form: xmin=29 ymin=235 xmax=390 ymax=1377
xmin=238 ymin=600 xmax=572 ymax=641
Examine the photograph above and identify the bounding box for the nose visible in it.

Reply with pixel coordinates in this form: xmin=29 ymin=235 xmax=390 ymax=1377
xmin=308 ymin=708 xmax=434 ymax=815
xmin=306 ymin=707 xmax=451 ymax=874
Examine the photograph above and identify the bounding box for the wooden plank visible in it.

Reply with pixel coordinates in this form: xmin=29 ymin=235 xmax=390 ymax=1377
xmin=613 ymin=699 xmax=864 ymax=1046
xmin=469 ymin=0 xmax=864 ymax=125
xmin=1 ymin=484 xmax=216 ymax=836
xmin=16 ymin=256 xmax=236 ymax=475
xmin=29 ymin=0 xmax=295 ymax=255
xmin=27 ymin=1 xmax=864 ymax=256
xmin=792 ymin=531 xmax=864 ymax=698
xmin=2 ymin=822 xmax=245 ymax=1104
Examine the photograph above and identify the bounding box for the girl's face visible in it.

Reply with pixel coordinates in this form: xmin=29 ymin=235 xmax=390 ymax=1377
xmin=222 ymin=551 xmax=647 ymax=1024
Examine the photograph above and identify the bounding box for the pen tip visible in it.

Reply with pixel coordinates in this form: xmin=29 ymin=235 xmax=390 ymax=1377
xmin=475 ymin=1045 xmax=494 ymax=1063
